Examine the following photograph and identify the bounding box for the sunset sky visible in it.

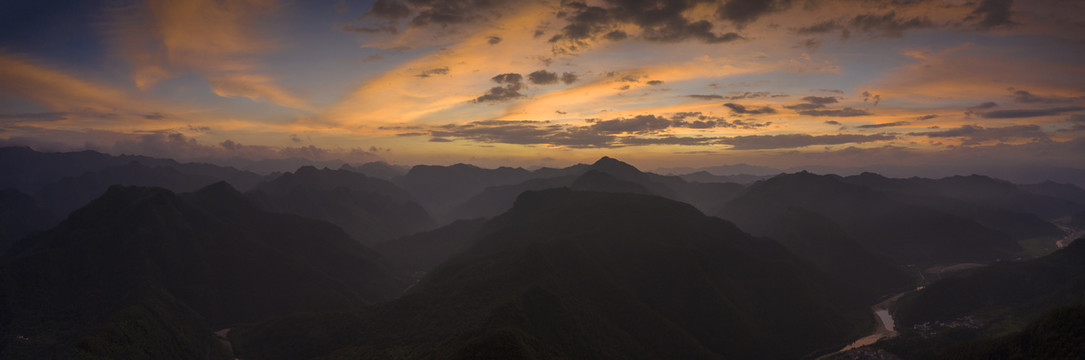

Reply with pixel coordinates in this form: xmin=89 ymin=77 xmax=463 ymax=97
xmin=1 ymin=0 xmax=1083 ymax=169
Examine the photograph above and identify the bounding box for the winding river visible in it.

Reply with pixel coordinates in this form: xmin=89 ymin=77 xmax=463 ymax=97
xmin=816 ymin=291 xmax=909 ymax=359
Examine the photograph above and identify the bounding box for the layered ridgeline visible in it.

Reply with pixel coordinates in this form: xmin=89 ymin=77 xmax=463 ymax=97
xmin=231 ymin=189 xmax=871 ymax=359
xmin=247 ymin=166 xmax=436 ymax=245
xmin=868 ymin=238 xmax=1085 ymax=359
xmin=714 ymin=171 xmax=1027 ymax=267
xmin=0 ymin=183 xmax=406 ymax=359
xmin=0 ymin=189 xmax=58 ymax=251
xmin=441 ymin=157 xmax=744 ymax=221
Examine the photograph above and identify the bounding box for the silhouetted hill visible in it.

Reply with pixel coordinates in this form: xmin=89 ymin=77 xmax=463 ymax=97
xmin=852 ymin=173 xmax=1082 ymax=220
xmin=1018 ymin=180 xmax=1085 ymax=206
xmin=933 ymin=303 xmax=1085 ymax=360
xmin=893 ymin=238 xmax=1085 ymax=331
xmin=0 ymin=147 xmax=263 ymax=194
xmin=762 ymin=207 xmax=915 ymax=300
xmin=0 ymin=183 xmax=406 ymax=358
xmin=677 ymin=171 xmax=772 ymax=184
xmin=715 ymin=172 xmax=1022 ymax=266
xmin=248 ymin=166 xmax=435 ymax=245
xmin=339 ymin=161 xmax=409 ymax=180
xmin=0 ymin=189 xmax=57 ymax=252
xmin=657 ymin=163 xmax=782 ymax=177
xmin=230 ymin=189 xmax=870 ymax=359
xmin=374 ymin=218 xmax=487 ymax=279
xmin=396 ymin=163 xmax=535 ymax=218
xmin=446 ymin=157 xmax=744 ymax=220
xmin=870 ymin=238 xmax=1085 ymax=359
xmin=569 ymin=169 xmax=653 ymax=194
xmin=33 ymin=161 xmax=224 ymax=217
xmin=844 ymin=173 xmax=1069 ymax=241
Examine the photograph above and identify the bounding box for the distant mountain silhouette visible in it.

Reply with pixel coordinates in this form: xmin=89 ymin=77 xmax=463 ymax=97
xmin=657 ymin=163 xmax=782 ymax=177
xmin=0 ymin=189 xmax=57 ymax=252
xmin=715 ymin=172 xmax=1023 ymax=266
xmin=1018 ymin=180 xmax=1085 ymax=206
xmin=247 ymin=166 xmax=435 ymax=245
xmin=339 ymin=161 xmax=409 ymax=180
xmin=847 ymin=173 xmax=1082 ymax=220
xmin=0 ymin=147 xmax=263 ymax=194
xmin=230 ymin=189 xmax=870 ymax=359
xmin=396 ymin=163 xmax=536 ymax=219
xmin=0 ymin=183 xmax=406 ymax=359
xmin=445 ymin=157 xmax=744 ymax=220
xmin=843 ymin=172 xmax=1071 ymax=240
xmin=33 ymin=161 xmax=226 ymax=217
xmin=677 ymin=170 xmax=772 ymax=184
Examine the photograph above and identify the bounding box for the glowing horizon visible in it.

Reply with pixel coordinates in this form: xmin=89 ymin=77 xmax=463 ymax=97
xmin=1 ymin=0 xmax=1083 ymax=170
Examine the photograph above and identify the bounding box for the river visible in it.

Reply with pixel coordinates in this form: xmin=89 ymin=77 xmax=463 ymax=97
xmin=816 ymin=291 xmax=909 ymax=359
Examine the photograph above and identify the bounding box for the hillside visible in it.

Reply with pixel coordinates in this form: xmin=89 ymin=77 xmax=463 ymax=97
xmin=231 ymin=189 xmax=871 ymax=359
xmin=0 ymin=183 xmax=405 ymax=358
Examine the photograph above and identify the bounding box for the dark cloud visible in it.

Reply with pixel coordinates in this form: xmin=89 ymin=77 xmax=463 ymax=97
xmin=857 ymin=121 xmax=909 ymax=129
xmin=672 ymin=112 xmax=771 ymax=129
xmin=290 ymin=134 xmax=302 ymax=142
xmin=587 ymin=115 xmax=672 ymax=134
xmin=429 ymin=137 xmax=453 ymax=142
xmin=969 ymin=0 xmax=1015 ymax=29
xmin=784 ymin=95 xmax=839 ymax=110
xmin=487 ymin=36 xmax=502 ymax=45
xmin=815 ymin=89 xmax=846 ymax=94
xmin=795 ymin=10 xmax=935 ymax=39
xmin=979 ymin=106 xmax=1085 ymax=119
xmin=551 ymin=0 xmax=744 ymax=52
xmin=408 ymin=0 xmax=508 ymax=26
xmin=724 ymin=103 xmax=777 ymax=115
xmin=143 ymin=112 xmax=166 ymax=120
xmin=367 ymin=0 xmax=411 ymax=20
xmin=415 ymin=67 xmax=450 ymax=77
xmin=686 ymin=94 xmax=724 ymax=100
xmin=798 ymin=108 xmax=872 ymax=117
xmin=796 ymin=20 xmax=842 ymax=35
xmin=561 ymin=72 xmax=578 ymax=84
xmin=621 ymin=136 xmax=719 ymax=146
xmin=718 ymin=133 xmax=895 ymax=150
xmin=1012 ymin=90 xmax=1080 ymax=104
xmin=528 ymin=70 xmax=559 ymax=85
xmin=187 ymin=125 xmax=212 ymax=133
xmin=824 ymin=120 xmax=842 ymax=125
xmin=725 ymin=91 xmax=776 ymax=100
xmin=492 ymin=73 xmax=522 ymax=84
xmin=862 ymin=91 xmax=881 ymax=106
xmin=969 ymin=101 xmax=999 ymax=110
xmin=646 ymin=80 xmax=664 ymax=86
xmin=909 ymin=124 xmax=1049 ymax=145
xmin=604 ymin=30 xmax=628 ymax=41
xmin=715 ymin=0 xmax=794 ymax=27
xmin=0 ymin=112 xmax=67 ymax=122
xmin=474 ymin=73 xmax=525 ymax=103
xmin=383 ymin=112 xmax=769 ymax=148
xmin=916 ymin=114 xmax=938 ymax=120
xmin=849 ymin=11 xmax=934 ymax=38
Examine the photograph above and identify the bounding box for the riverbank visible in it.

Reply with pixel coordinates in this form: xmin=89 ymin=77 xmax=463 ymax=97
xmin=817 ymin=291 xmax=909 ymax=359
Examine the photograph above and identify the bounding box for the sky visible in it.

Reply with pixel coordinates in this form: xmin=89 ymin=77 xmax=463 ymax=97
xmin=1 ymin=0 xmax=1083 ymax=170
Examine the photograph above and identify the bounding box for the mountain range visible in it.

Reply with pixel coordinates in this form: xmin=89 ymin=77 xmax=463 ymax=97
xmin=1 ymin=146 xmax=1084 ymax=358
